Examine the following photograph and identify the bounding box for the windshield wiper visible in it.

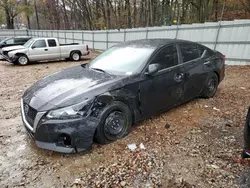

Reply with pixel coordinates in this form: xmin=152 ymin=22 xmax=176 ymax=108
xmin=91 ymin=68 xmax=110 ymax=75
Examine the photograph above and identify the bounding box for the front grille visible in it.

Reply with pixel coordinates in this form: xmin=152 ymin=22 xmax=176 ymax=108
xmin=24 ymin=104 xmax=37 ymax=127
xmin=27 ymin=106 xmax=37 ymax=120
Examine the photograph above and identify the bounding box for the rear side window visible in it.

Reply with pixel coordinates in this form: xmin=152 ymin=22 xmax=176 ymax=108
xmin=32 ymin=40 xmax=47 ymax=48
xmin=48 ymin=39 xmax=57 ymax=47
xmin=151 ymin=45 xmax=179 ymax=70
xmin=180 ymin=43 xmax=200 ymax=63
xmin=5 ymin=38 xmax=14 ymax=44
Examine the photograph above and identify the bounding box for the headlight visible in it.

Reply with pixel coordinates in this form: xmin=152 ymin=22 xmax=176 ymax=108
xmin=46 ymin=100 xmax=93 ymax=120
xmin=8 ymin=52 xmax=14 ymax=57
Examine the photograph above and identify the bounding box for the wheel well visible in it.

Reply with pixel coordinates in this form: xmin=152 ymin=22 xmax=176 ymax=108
xmin=214 ymin=71 xmax=220 ymax=82
xmin=70 ymin=50 xmax=82 ymax=56
xmin=92 ymin=100 xmax=132 ymax=142
xmin=15 ymin=53 xmax=27 ymax=58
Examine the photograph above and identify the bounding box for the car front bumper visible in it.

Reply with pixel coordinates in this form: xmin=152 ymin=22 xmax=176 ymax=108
xmin=2 ymin=54 xmax=18 ymax=63
xmin=21 ymin=99 xmax=100 ymax=153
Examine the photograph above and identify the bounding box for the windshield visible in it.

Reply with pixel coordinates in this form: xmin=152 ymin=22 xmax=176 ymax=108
xmin=0 ymin=38 xmax=10 ymax=44
xmin=23 ymin=39 xmax=34 ymax=48
xmin=88 ymin=46 xmax=154 ymax=75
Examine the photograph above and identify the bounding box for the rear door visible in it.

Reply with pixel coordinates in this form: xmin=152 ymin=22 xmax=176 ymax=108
xmin=29 ymin=39 xmax=49 ymax=61
xmin=139 ymin=44 xmax=186 ymax=117
xmin=46 ymin=39 xmax=61 ymax=60
xmin=179 ymin=43 xmax=208 ymax=100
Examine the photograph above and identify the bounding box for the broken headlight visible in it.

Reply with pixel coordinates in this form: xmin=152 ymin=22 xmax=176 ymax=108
xmin=46 ymin=100 xmax=92 ymax=120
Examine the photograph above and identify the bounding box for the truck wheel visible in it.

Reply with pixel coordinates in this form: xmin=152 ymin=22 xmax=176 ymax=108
xmin=70 ymin=51 xmax=81 ymax=61
xmin=17 ymin=55 xmax=29 ymax=66
xmin=95 ymin=101 xmax=132 ymax=144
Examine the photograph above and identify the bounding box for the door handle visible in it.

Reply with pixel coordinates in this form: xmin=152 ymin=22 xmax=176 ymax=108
xmin=44 ymin=49 xmax=48 ymax=51
xmin=174 ymin=73 xmax=184 ymax=82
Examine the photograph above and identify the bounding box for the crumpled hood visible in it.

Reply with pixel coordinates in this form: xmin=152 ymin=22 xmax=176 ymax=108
xmin=2 ymin=45 xmax=25 ymax=52
xmin=22 ymin=65 xmax=126 ymax=111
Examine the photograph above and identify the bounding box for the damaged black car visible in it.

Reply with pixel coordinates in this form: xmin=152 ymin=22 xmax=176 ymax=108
xmin=21 ymin=39 xmax=225 ymax=153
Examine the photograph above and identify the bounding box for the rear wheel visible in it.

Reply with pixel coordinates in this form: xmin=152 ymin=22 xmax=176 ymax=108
xmin=201 ymin=72 xmax=219 ymax=98
xmin=70 ymin=51 xmax=81 ymax=61
xmin=95 ymin=101 xmax=132 ymax=144
xmin=17 ymin=55 xmax=29 ymax=66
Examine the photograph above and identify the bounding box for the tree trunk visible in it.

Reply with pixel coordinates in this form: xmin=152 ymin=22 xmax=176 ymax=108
xmin=133 ymin=0 xmax=137 ymax=27
xmin=125 ymin=0 xmax=132 ymax=28
xmin=214 ymin=0 xmax=219 ymax=21
xmin=10 ymin=17 xmax=14 ymax=29
xmin=4 ymin=7 xmax=13 ymax=29
xmin=62 ymin=0 xmax=70 ymax=29
xmin=34 ymin=0 xmax=40 ymax=29
xmin=106 ymin=0 xmax=111 ymax=29
xmin=118 ymin=0 xmax=121 ymax=28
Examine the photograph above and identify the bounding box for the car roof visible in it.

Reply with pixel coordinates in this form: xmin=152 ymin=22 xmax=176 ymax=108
xmin=32 ymin=37 xmax=57 ymax=40
xmin=115 ymin=39 xmax=197 ymax=49
xmin=13 ymin=36 xmax=31 ymax=38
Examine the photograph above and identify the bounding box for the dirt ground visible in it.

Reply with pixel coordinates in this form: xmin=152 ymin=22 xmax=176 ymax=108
xmin=0 ymin=55 xmax=250 ymax=188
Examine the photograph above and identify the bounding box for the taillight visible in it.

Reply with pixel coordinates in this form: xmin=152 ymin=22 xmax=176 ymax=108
xmin=86 ymin=45 xmax=89 ymax=51
xmin=222 ymin=55 xmax=226 ymax=60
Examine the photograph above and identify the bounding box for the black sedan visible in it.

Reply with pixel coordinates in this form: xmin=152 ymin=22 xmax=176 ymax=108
xmin=21 ymin=39 xmax=225 ymax=153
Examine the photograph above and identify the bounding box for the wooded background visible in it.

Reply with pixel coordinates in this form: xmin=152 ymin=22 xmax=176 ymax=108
xmin=1 ymin=0 xmax=250 ymax=30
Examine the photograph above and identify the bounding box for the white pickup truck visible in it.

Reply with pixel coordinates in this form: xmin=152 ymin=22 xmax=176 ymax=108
xmin=1 ymin=38 xmax=89 ymax=65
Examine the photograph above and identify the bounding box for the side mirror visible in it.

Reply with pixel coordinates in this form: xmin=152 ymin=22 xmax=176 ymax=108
xmin=31 ymin=46 xmax=36 ymax=49
xmin=201 ymin=50 xmax=208 ymax=59
xmin=145 ymin=63 xmax=160 ymax=75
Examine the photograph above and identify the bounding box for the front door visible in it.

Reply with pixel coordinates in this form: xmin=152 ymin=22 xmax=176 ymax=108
xmin=139 ymin=44 xmax=186 ymax=118
xmin=29 ymin=39 xmax=49 ymax=61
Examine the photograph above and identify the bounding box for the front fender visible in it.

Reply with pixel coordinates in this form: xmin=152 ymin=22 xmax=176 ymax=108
xmin=9 ymin=49 xmax=28 ymax=57
xmin=91 ymin=87 xmax=141 ymax=123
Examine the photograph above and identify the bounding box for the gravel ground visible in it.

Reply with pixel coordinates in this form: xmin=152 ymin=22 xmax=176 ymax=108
xmin=0 ymin=55 xmax=250 ymax=187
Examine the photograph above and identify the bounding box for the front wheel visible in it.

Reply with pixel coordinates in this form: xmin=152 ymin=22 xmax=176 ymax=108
xmin=95 ymin=101 xmax=132 ymax=144
xmin=70 ymin=51 xmax=81 ymax=61
xmin=17 ymin=55 xmax=29 ymax=66
xmin=201 ymin=72 xmax=219 ymax=98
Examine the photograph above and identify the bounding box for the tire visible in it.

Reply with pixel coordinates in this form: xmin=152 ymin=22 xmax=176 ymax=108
xmin=70 ymin=51 xmax=81 ymax=61
xmin=95 ymin=101 xmax=132 ymax=144
xmin=17 ymin=55 xmax=29 ymax=66
xmin=201 ymin=72 xmax=219 ymax=98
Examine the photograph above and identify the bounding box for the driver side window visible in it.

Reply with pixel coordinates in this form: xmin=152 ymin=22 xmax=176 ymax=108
xmin=32 ymin=40 xmax=46 ymax=48
xmin=151 ymin=45 xmax=179 ymax=71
